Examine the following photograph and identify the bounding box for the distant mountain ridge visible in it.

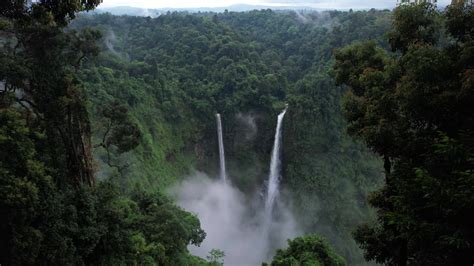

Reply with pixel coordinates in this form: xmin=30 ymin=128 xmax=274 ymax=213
xmin=95 ymin=4 xmax=323 ymax=16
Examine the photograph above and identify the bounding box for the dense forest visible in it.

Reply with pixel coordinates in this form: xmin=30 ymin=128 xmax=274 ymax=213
xmin=1 ymin=0 xmax=473 ymax=265
xmin=71 ymin=8 xmax=390 ymax=264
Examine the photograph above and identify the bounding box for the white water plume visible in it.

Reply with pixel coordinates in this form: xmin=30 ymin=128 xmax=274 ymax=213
xmin=173 ymin=172 xmax=299 ymax=266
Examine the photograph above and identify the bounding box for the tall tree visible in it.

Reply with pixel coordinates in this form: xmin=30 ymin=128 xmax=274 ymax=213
xmin=334 ymin=2 xmax=474 ymax=265
xmin=1 ymin=1 xmax=103 ymax=263
xmin=1 ymin=0 xmax=102 ymax=185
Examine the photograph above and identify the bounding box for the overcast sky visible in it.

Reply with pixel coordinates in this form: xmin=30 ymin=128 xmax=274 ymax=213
xmin=99 ymin=0 xmax=452 ymax=9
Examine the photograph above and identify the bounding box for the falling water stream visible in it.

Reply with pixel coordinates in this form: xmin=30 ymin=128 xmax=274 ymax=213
xmin=216 ymin=113 xmax=227 ymax=182
xmin=262 ymin=106 xmax=288 ymax=241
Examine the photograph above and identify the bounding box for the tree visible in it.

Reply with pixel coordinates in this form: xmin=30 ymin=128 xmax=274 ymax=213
xmin=95 ymin=100 xmax=141 ymax=175
xmin=1 ymin=0 xmax=102 ymax=186
xmin=269 ymin=235 xmax=345 ymax=266
xmin=0 ymin=0 xmax=101 ymax=26
xmin=0 ymin=109 xmax=53 ymax=264
xmin=334 ymin=2 xmax=474 ymax=265
xmin=207 ymin=249 xmax=225 ymax=265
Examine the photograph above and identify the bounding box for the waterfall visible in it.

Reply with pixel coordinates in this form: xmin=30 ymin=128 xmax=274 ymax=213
xmin=262 ymin=106 xmax=288 ymax=235
xmin=216 ymin=113 xmax=227 ymax=182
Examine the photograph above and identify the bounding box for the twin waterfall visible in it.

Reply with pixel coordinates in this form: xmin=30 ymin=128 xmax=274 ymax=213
xmin=216 ymin=107 xmax=287 ymax=225
xmin=216 ymin=113 xmax=227 ymax=182
xmin=210 ymin=108 xmax=289 ymax=262
xmin=178 ymin=109 xmax=291 ymax=265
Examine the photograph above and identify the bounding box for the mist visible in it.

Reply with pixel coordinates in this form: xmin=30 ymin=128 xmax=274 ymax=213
xmin=172 ymin=172 xmax=301 ymax=265
xmin=293 ymin=11 xmax=339 ymax=29
xmin=236 ymin=112 xmax=258 ymax=141
xmin=104 ymin=30 xmax=130 ymax=60
xmin=104 ymin=30 xmax=118 ymax=54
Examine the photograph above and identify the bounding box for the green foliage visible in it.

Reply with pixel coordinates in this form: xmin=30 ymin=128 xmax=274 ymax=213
xmin=85 ymin=184 xmax=205 ymax=265
xmin=0 ymin=0 xmax=101 ymax=26
xmin=1 ymin=1 xmax=102 ymax=262
xmin=0 ymin=109 xmax=52 ymax=264
xmin=95 ymin=100 xmax=142 ymax=176
xmin=388 ymin=3 xmax=440 ymax=52
xmin=0 ymin=124 xmax=205 ymax=264
xmin=334 ymin=2 xmax=474 ymax=265
xmin=270 ymin=235 xmax=345 ymax=266
xmin=101 ymin=101 xmax=141 ymax=154
xmin=207 ymin=248 xmax=225 ymax=265
xmin=0 ymin=0 xmax=104 ymax=185
xmin=445 ymin=1 xmax=474 ymax=42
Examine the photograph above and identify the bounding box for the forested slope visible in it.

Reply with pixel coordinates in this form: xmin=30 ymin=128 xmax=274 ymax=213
xmin=73 ymin=9 xmax=391 ymax=263
xmin=0 ymin=1 xmax=206 ymax=264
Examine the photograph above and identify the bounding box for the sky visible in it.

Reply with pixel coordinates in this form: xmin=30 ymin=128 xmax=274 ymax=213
xmin=99 ymin=0 xmax=452 ymax=10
